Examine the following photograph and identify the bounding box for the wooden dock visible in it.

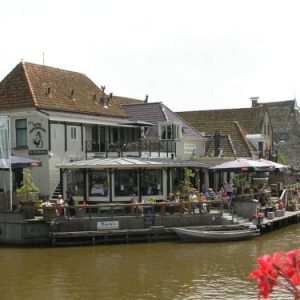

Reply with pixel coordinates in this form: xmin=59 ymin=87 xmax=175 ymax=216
xmin=51 ymin=226 xmax=176 ymax=246
xmin=48 ymin=213 xmax=226 ymax=246
xmin=48 ymin=210 xmax=300 ymax=246
xmin=1 ymin=201 xmax=300 ymax=246
xmin=259 ymin=210 xmax=300 ymax=232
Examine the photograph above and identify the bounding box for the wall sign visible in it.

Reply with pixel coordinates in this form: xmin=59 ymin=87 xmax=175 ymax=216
xmin=97 ymin=220 xmax=119 ymax=230
xmin=28 ymin=117 xmax=48 ymax=155
xmin=184 ymin=142 xmax=196 ymax=155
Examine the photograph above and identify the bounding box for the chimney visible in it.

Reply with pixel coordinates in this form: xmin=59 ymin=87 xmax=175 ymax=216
xmin=144 ymin=95 xmax=148 ymax=103
xmin=250 ymin=96 xmax=259 ymax=107
xmin=214 ymin=129 xmax=221 ymax=157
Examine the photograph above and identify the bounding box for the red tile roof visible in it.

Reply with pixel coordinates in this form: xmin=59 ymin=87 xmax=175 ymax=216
xmin=0 ymin=62 xmax=140 ymax=117
xmin=177 ymin=107 xmax=266 ymax=157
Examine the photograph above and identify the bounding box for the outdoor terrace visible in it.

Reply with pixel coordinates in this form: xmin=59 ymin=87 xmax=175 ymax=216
xmin=85 ymin=140 xmax=176 ymax=158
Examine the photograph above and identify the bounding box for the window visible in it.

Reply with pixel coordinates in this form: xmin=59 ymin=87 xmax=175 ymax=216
xmin=15 ymin=119 xmax=27 ymax=147
xmin=140 ymin=169 xmax=163 ymax=196
xmin=67 ymin=170 xmax=84 ymax=196
xmin=114 ymin=170 xmax=138 ymax=196
xmin=258 ymin=141 xmax=264 ymax=158
xmin=160 ymin=123 xmax=180 ymax=140
xmin=70 ymin=127 xmax=77 ymax=140
xmin=111 ymin=127 xmax=119 ymax=143
xmin=89 ymin=171 xmax=108 ymax=196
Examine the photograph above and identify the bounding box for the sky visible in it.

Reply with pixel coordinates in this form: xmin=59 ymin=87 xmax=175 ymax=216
xmin=1 ymin=0 xmax=300 ymax=112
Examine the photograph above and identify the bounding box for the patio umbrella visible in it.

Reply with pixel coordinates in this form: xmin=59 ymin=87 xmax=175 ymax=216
xmin=209 ymin=158 xmax=273 ymax=172
xmin=258 ymin=158 xmax=290 ymax=172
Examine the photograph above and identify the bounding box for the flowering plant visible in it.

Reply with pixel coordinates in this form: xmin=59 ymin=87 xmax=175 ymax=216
xmin=248 ymin=249 xmax=300 ymax=299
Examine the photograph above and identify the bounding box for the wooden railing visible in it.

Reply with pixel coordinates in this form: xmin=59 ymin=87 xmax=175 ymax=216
xmin=42 ymin=200 xmax=223 ymax=222
xmin=85 ymin=140 xmax=176 ymax=157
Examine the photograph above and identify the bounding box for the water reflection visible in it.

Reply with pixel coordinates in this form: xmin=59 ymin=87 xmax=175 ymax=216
xmin=0 ymin=225 xmax=300 ymax=300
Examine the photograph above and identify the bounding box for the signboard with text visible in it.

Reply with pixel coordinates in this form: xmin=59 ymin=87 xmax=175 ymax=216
xmin=184 ymin=142 xmax=196 ymax=155
xmin=28 ymin=117 xmax=48 ymax=155
xmin=97 ymin=220 xmax=119 ymax=230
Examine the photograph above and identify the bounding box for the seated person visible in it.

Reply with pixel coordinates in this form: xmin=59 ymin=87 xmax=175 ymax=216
xmin=188 ymin=189 xmax=198 ymax=202
xmin=198 ymin=193 xmax=208 ymax=213
xmin=131 ymin=193 xmax=143 ymax=215
xmin=205 ymin=188 xmax=215 ymax=199
xmin=219 ymin=187 xmax=229 ymax=207
xmin=174 ymin=192 xmax=180 ymax=203
xmin=166 ymin=193 xmax=175 ymax=214
xmin=188 ymin=188 xmax=198 ymax=213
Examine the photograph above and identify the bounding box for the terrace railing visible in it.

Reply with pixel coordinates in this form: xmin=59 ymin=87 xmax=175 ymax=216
xmin=86 ymin=140 xmax=176 ymax=158
xmin=42 ymin=200 xmax=223 ymax=222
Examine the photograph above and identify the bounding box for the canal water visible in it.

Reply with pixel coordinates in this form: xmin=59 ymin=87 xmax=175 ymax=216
xmin=1 ymin=225 xmax=300 ymax=300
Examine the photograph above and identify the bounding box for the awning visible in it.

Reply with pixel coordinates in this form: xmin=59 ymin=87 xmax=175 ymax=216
xmin=57 ymin=157 xmax=221 ymax=170
xmin=258 ymin=158 xmax=290 ymax=172
xmin=209 ymin=158 xmax=273 ymax=172
xmin=38 ymin=109 xmax=148 ymax=128
xmin=0 ymin=156 xmax=42 ymax=170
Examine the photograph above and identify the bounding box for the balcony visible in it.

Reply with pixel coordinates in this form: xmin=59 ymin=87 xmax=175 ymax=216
xmin=86 ymin=140 xmax=176 ymax=158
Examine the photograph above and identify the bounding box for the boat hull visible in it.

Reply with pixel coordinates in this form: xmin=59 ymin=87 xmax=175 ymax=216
xmin=172 ymin=227 xmax=260 ymax=242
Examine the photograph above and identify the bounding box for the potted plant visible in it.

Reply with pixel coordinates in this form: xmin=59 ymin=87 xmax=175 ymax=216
xmin=289 ymin=198 xmax=298 ymax=211
xmin=179 ymin=168 xmax=195 ymax=198
xmin=16 ymin=169 xmax=39 ymax=219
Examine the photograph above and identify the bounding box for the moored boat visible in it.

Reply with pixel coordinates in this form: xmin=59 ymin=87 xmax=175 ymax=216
xmin=172 ymin=226 xmax=260 ymax=242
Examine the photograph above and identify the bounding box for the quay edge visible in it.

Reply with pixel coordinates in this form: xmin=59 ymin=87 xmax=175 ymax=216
xmin=1 ymin=210 xmax=300 ymax=246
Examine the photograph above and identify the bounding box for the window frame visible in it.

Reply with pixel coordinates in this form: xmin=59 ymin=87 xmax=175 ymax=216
xmin=70 ymin=126 xmax=77 ymax=140
xmin=15 ymin=118 xmax=27 ymax=147
xmin=159 ymin=122 xmax=181 ymax=141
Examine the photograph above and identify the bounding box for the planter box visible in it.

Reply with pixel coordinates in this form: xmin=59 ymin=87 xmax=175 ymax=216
xmin=44 ymin=208 xmax=57 ymax=222
xmin=275 ymin=210 xmax=285 ymax=217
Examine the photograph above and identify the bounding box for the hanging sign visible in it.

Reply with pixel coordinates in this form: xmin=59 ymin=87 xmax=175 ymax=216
xmin=28 ymin=117 xmax=48 ymax=155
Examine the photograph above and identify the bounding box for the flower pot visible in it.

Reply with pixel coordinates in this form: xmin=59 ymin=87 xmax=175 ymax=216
xmin=19 ymin=200 xmax=36 ymax=219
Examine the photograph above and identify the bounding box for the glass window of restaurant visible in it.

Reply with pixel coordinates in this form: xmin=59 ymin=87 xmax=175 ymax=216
xmin=114 ymin=170 xmax=138 ymax=196
xmin=66 ymin=170 xmax=85 ymax=197
xmin=172 ymin=168 xmax=185 ymax=192
xmin=140 ymin=169 xmax=163 ymax=196
xmin=89 ymin=170 xmax=108 ymax=196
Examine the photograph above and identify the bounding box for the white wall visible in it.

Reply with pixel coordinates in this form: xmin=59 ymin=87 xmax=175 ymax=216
xmin=176 ymin=141 xmax=206 ymax=159
xmin=49 ymin=123 xmax=86 ymax=196
xmin=8 ymin=112 xmax=50 ymax=195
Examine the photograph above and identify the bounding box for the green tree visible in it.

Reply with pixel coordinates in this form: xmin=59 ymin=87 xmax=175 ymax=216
xmin=16 ymin=169 xmax=39 ymax=201
xmin=180 ymin=168 xmax=195 ymax=194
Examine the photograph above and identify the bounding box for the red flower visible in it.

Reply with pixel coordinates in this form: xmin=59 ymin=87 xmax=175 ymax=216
xmin=248 ymin=250 xmax=300 ymax=299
